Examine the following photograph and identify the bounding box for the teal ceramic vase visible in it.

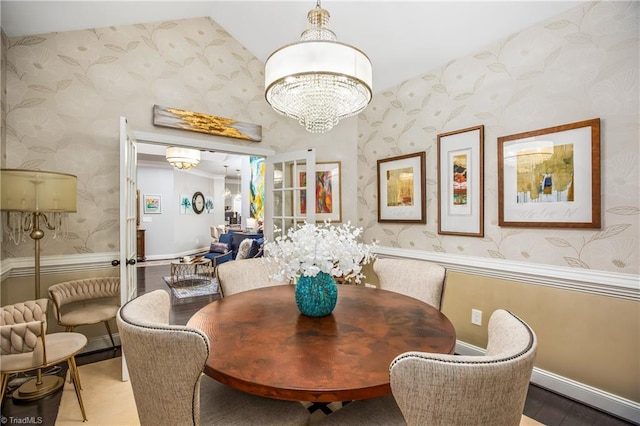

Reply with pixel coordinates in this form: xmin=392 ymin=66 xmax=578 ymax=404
xmin=295 ymin=272 xmax=338 ymax=317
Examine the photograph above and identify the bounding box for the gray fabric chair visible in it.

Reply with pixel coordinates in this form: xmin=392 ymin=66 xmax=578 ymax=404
xmin=116 ymin=290 xmax=310 ymax=426
xmin=318 ymin=309 xmax=537 ymax=426
xmin=216 ymin=258 xmax=288 ymax=297
xmin=373 ymin=258 xmax=446 ymax=310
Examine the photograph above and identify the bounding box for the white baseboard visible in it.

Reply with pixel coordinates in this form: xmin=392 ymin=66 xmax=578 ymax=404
xmin=142 ymin=247 xmax=209 ymax=262
xmin=456 ymin=341 xmax=640 ymax=424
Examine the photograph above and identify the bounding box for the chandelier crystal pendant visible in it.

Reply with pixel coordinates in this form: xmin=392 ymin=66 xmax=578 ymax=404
xmin=165 ymin=146 xmax=200 ymax=170
xmin=264 ymin=0 xmax=373 ymax=133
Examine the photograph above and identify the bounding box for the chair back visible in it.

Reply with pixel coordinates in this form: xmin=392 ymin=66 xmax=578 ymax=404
xmin=48 ymin=277 xmax=120 ymax=320
xmin=390 ymin=309 xmax=537 ymax=426
xmin=216 ymin=258 xmax=288 ymax=297
xmin=0 ymin=299 xmax=49 ymax=326
xmin=116 ymin=290 xmax=209 ymax=426
xmin=373 ymin=258 xmax=446 ymax=309
xmin=0 ymin=299 xmax=49 ymax=367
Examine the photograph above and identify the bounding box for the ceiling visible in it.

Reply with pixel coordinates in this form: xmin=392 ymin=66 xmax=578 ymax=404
xmin=1 ymin=0 xmax=583 ymax=175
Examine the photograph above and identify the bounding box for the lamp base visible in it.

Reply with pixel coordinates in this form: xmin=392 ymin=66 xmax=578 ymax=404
xmin=12 ymin=375 xmax=64 ymax=401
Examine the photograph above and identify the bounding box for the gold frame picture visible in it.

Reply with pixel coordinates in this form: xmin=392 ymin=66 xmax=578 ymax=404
xmin=498 ymin=118 xmax=601 ymax=228
xmin=377 ymin=152 xmax=426 ymax=224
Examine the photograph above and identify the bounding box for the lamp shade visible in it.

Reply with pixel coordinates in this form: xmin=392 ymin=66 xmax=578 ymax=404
xmin=264 ymin=2 xmax=372 ymax=133
xmin=166 ymin=146 xmax=200 ymax=170
xmin=1 ymin=169 xmax=77 ymax=212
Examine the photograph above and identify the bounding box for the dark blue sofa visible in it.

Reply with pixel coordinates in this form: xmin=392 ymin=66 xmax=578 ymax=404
xmin=203 ymin=231 xmax=263 ymax=268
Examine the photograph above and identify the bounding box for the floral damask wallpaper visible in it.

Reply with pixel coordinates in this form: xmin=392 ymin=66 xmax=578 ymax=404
xmin=1 ymin=2 xmax=638 ymax=277
xmin=0 ymin=16 xmax=317 ymax=260
xmin=357 ymin=1 xmax=639 ymax=274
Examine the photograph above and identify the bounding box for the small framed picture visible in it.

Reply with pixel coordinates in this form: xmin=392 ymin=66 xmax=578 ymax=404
xmin=205 ymin=195 xmax=214 ymax=214
xmin=143 ymin=194 xmax=162 ymax=214
xmin=294 ymin=162 xmax=342 ymax=222
xmin=498 ymin=118 xmax=601 ymax=228
xmin=437 ymin=125 xmax=484 ymax=236
xmin=179 ymin=194 xmax=191 ymax=215
xmin=377 ymin=152 xmax=426 ymax=223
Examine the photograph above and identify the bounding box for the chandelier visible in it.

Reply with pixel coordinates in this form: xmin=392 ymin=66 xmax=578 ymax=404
xmin=224 ymin=165 xmax=232 ymax=199
xmin=264 ymin=0 xmax=372 ymax=133
xmin=165 ymin=146 xmax=200 ymax=170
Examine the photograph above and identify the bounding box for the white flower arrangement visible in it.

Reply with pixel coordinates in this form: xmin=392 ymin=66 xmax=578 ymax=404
xmin=264 ymin=221 xmax=376 ymax=284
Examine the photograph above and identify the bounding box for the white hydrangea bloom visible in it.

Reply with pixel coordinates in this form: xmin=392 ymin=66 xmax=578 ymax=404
xmin=264 ymin=221 xmax=377 ymax=284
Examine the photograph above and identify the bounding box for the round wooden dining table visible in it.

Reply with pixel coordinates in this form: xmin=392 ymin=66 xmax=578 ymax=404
xmin=187 ymin=284 xmax=456 ymax=403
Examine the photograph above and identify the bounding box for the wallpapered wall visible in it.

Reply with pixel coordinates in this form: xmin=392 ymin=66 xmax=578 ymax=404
xmin=1 ymin=18 xmax=261 ymax=258
xmin=358 ymin=1 xmax=639 ymax=275
xmin=1 ymin=3 xmax=638 ymax=277
xmin=1 ymin=16 xmax=357 ymax=260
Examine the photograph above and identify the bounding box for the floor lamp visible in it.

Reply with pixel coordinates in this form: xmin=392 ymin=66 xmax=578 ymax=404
xmin=1 ymin=168 xmax=77 ymax=400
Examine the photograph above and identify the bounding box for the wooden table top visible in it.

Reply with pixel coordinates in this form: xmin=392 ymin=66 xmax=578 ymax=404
xmin=187 ymin=284 xmax=456 ymax=402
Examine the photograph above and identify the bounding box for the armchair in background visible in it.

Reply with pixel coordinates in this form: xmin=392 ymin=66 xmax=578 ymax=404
xmin=48 ymin=277 xmax=120 ymax=349
xmin=202 ymin=240 xmax=233 ymax=270
xmin=209 ymin=225 xmax=226 ymax=243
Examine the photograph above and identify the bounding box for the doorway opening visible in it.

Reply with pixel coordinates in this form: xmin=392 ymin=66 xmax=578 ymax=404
xmin=131 ymin=130 xmax=274 ymax=261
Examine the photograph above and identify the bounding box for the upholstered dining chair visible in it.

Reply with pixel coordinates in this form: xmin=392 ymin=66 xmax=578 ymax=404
xmin=318 ymin=309 xmax=538 ymax=426
xmin=216 ymin=258 xmax=288 ymax=297
xmin=0 ymin=299 xmax=87 ymax=421
xmin=116 ymin=290 xmax=310 ymax=426
xmin=373 ymin=258 xmax=446 ymax=310
xmin=48 ymin=277 xmax=120 ymax=349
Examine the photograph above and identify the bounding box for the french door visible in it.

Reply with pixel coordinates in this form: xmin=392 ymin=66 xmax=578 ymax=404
xmin=118 ymin=116 xmax=138 ymax=381
xmin=265 ymin=149 xmax=316 ymax=241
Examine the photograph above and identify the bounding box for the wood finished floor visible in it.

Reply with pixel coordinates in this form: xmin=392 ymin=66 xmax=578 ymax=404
xmin=1 ymin=264 xmax=635 ymax=425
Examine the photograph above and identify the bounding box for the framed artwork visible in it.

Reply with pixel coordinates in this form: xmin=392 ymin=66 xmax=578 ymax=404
xmin=204 ymin=195 xmax=214 ymax=214
xmin=153 ymin=105 xmax=262 ymax=142
xmin=143 ymin=194 xmax=161 ymax=214
xmin=294 ymin=162 xmax=342 ymax=222
xmin=437 ymin=125 xmax=484 ymax=236
xmin=498 ymin=118 xmax=601 ymax=228
xmin=179 ymin=194 xmax=192 ymax=215
xmin=250 ymin=156 xmax=265 ymax=220
xmin=377 ymin=152 xmax=426 ymax=223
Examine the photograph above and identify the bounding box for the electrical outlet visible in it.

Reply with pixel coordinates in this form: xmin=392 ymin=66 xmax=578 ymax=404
xmin=471 ymin=309 xmax=482 ymax=326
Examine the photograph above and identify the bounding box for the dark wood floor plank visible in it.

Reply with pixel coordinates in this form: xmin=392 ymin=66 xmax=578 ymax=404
xmin=524 ymin=384 xmax=551 ymax=417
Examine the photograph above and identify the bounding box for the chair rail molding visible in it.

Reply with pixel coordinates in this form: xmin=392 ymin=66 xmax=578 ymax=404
xmin=374 ymin=246 xmax=639 ymax=301
xmin=456 ymin=341 xmax=640 ymax=424
xmin=3 ymin=248 xmax=638 ymax=301
xmin=1 ymin=252 xmax=119 ymax=282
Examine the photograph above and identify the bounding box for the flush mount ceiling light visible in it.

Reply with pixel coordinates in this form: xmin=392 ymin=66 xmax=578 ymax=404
xmin=165 ymin=146 xmax=200 ymax=170
xmin=264 ymin=0 xmax=372 ymax=133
